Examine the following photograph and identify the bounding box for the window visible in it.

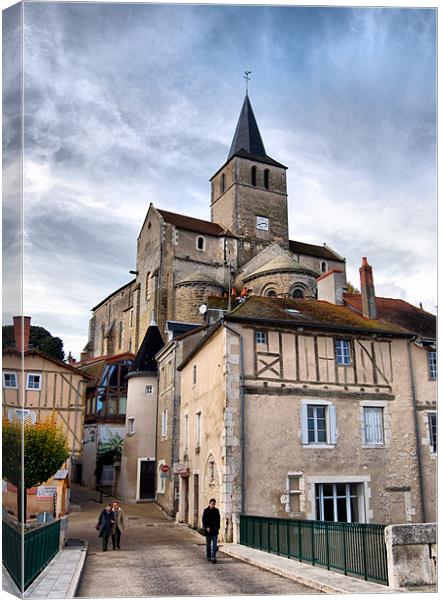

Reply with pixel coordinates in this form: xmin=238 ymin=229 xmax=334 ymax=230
xmin=195 ymin=412 xmax=201 ymax=449
xmin=256 ymin=215 xmax=269 ymax=231
xmin=127 ymin=417 xmax=135 ymax=435
xmin=428 ymin=351 xmax=437 ymax=380
xmin=335 ymin=339 xmax=351 ymax=365
xmin=145 ymin=385 xmax=153 ymax=395
xmin=266 ymin=290 xmax=277 ymax=297
xmin=251 ymin=166 xmax=257 ymax=186
xmin=220 ymin=173 xmax=225 ymax=194
xmin=128 ymin=339 xmax=132 ymax=352
xmin=428 ymin=412 xmax=437 ymax=454
xmin=26 ymin=373 xmax=41 ymax=390
xmin=161 ymin=409 xmax=168 ymax=437
xmin=292 ymin=288 xmax=304 ymax=299
xmin=264 ymin=169 xmax=270 ymax=189
xmin=184 ymin=414 xmax=189 ymax=454
xmin=363 ymin=407 xmax=384 ymax=445
xmin=118 ymin=321 xmax=123 ymax=348
xmin=301 ymin=402 xmax=337 ymax=446
xmin=130 ymin=310 xmax=134 ymax=327
xmin=288 ymin=475 xmax=302 ymax=513
xmin=320 ymin=260 xmax=328 ymax=273
xmin=256 ymin=331 xmax=267 ymax=345
xmin=145 ymin=271 xmax=151 ymax=299
xmin=192 ymin=365 xmax=197 ymax=385
xmin=8 ymin=408 xmax=37 ymax=424
xmin=315 ymin=483 xmax=360 ymax=522
xmin=208 ymin=460 xmax=215 ymax=483
xmin=3 ymin=372 xmax=18 ymax=388
xmin=196 ymin=236 xmax=205 ymax=251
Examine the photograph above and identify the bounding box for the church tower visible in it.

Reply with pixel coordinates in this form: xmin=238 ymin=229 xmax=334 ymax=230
xmin=210 ymin=94 xmax=289 ymax=266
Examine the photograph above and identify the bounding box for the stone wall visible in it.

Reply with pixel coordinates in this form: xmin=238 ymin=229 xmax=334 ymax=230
xmin=175 ymin=282 xmax=223 ymax=324
xmin=385 ymin=523 xmax=436 ymax=588
xmin=243 ymin=270 xmax=317 ymax=298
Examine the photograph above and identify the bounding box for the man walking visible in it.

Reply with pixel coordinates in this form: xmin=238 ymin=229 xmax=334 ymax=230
xmin=111 ymin=500 xmax=125 ymax=550
xmin=202 ymin=498 xmax=220 ymax=564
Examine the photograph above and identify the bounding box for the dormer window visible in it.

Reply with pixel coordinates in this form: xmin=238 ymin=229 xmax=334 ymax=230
xmin=220 ymin=173 xmax=225 ymax=194
xmin=264 ymin=169 xmax=270 ymax=189
xmin=251 ymin=166 xmax=257 ymax=187
xmin=196 ymin=236 xmax=205 ymax=251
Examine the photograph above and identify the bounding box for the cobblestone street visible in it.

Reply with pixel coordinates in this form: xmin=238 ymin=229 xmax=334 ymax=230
xmin=68 ymin=485 xmax=319 ymax=597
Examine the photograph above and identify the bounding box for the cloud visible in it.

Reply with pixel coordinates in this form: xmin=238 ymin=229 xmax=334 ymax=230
xmin=2 ymin=4 xmax=435 ymax=356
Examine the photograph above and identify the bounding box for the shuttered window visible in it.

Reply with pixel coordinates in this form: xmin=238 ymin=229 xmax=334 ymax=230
xmin=363 ymin=407 xmax=384 ymax=445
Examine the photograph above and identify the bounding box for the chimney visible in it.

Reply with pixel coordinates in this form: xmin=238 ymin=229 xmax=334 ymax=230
xmin=13 ymin=316 xmax=31 ymax=352
xmin=67 ymin=351 xmax=77 ymax=365
xmin=359 ymin=257 xmax=377 ymax=319
xmin=79 ymin=351 xmax=88 ymax=362
xmin=316 ymin=270 xmax=345 ymax=305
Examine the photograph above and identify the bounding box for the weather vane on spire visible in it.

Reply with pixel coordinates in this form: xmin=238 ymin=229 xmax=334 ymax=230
xmin=244 ymin=71 xmax=251 ymax=95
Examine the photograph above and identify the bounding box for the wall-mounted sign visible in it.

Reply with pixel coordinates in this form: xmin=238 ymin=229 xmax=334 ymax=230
xmin=37 ymin=485 xmax=57 ymax=499
xmin=161 ymin=464 xmax=170 ymax=473
xmin=173 ymin=463 xmax=188 ymax=475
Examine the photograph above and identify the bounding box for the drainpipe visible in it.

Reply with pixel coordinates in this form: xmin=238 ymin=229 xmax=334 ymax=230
xmin=407 ymin=339 xmax=427 ymax=523
xmin=224 ymin=324 xmax=245 ymax=518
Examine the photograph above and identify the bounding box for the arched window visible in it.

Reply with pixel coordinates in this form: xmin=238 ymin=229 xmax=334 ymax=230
xmin=251 ymin=166 xmax=257 ymax=186
xmin=220 ymin=173 xmax=225 ymax=194
xmin=320 ymin=260 xmax=328 ymax=273
xmin=196 ymin=236 xmax=205 ymax=251
xmin=264 ymin=169 xmax=270 ymax=189
xmin=292 ymin=288 xmax=304 ymax=299
xmin=145 ymin=271 xmax=151 ymax=299
xmin=266 ymin=289 xmax=277 ymax=297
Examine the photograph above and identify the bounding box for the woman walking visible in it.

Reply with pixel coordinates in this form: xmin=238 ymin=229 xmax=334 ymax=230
xmin=98 ymin=504 xmax=115 ymax=551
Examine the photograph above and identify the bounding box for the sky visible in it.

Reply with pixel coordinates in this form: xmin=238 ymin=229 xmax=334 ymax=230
xmin=2 ymin=1 xmax=437 ymax=358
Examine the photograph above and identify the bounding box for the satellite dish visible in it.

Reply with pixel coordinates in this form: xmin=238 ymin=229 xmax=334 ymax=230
xmin=199 ymin=304 xmax=207 ymax=314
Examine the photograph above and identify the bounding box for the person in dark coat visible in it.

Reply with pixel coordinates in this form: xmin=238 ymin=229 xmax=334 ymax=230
xmin=111 ymin=500 xmax=125 ymax=550
xmin=98 ymin=504 xmax=115 ymax=551
xmin=202 ymin=498 xmax=220 ymax=563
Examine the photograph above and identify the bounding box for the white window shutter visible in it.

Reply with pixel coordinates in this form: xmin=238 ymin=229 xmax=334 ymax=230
xmin=300 ymin=404 xmax=308 ymax=444
xmin=329 ymin=404 xmax=337 ymax=444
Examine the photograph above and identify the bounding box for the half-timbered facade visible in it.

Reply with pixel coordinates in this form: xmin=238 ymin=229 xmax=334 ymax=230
xmin=176 ymin=263 xmax=436 ymax=542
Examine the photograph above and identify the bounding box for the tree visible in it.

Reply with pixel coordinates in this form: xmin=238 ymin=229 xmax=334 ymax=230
xmin=2 ymin=415 xmax=69 ymax=522
xmin=346 ymin=282 xmax=361 ymax=294
xmin=2 ymin=325 xmax=65 ymax=361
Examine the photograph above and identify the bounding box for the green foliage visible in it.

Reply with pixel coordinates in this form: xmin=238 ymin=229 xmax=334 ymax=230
xmin=346 ymin=282 xmax=361 ymax=294
xmin=2 ymin=415 xmax=69 ymax=490
xmin=95 ymin=431 xmax=123 ymax=482
xmin=2 ymin=325 xmax=65 ymax=361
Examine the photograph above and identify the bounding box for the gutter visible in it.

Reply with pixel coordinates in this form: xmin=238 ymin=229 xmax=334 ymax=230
xmin=407 ymin=339 xmax=427 ymax=522
xmin=224 ymin=323 xmax=246 ymax=516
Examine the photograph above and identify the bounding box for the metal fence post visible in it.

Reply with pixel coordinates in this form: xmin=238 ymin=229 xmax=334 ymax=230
xmin=342 ymin=524 xmax=347 ymax=575
xmin=362 ymin=525 xmax=368 ymax=581
xmin=325 ymin=521 xmax=330 ymax=570
xmin=286 ymin=520 xmax=291 ymax=558
xmin=298 ymin=521 xmax=302 ymax=562
xmin=267 ymin=518 xmax=271 ymax=553
xmin=311 ymin=521 xmax=315 ymax=565
xmin=276 ymin=519 xmax=280 ymax=555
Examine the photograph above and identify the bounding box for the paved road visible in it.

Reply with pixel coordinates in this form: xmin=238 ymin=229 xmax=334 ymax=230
xmin=69 ymin=485 xmax=318 ymax=597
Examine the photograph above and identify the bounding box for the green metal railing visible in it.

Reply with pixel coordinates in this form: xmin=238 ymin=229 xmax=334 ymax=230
xmin=240 ymin=515 xmax=388 ymax=585
xmin=2 ymin=518 xmax=61 ymax=590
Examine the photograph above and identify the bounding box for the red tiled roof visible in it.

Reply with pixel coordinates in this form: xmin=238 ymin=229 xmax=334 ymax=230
xmin=289 ymin=240 xmax=344 ymax=262
xmin=227 ymin=296 xmax=412 ymax=335
xmin=344 ymin=294 xmax=436 ymax=339
xmin=158 ymin=209 xmax=236 ymax=238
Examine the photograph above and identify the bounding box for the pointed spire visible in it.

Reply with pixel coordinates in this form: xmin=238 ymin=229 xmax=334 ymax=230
xmin=227 ymin=95 xmax=267 ymax=160
xmin=131 ymin=321 xmax=164 ymax=374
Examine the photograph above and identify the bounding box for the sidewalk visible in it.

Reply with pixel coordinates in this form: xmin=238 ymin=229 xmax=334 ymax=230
xmin=222 ymin=543 xmax=399 ymax=594
xmin=1 ymin=541 xmax=88 ymax=599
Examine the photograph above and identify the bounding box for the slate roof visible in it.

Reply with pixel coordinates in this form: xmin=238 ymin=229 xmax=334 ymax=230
xmin=227 ymin=296 xmax=412 ymax=335
xmin=289 ymin=240 xmax=344 ymax=262
xmin=228 ymin=95 xmax=267 ymax=160
xmin=158 ymin=209 xmax=236 ymax=238
xmin=344 ymin=294 xmax=436 ymax=339
xmin=131 ymin=321 xmax=165 ymax=374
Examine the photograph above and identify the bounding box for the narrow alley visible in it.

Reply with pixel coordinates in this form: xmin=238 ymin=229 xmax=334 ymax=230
xmin=68 ymin=485 xmax=318 ymax=597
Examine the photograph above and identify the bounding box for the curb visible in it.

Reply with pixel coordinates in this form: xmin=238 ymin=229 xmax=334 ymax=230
xmin=65 ymin=541 xmax=88 ymax=598
xmin=222 ymin=545 xmax=400 ymax=595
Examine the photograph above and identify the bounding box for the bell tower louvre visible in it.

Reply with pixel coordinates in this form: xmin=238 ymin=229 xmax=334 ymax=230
xmin=210 ymin=93 xmax=289 ymax=267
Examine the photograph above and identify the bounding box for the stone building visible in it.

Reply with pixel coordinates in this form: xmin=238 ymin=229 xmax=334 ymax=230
xmin=174 ymin=259 xmax=436 ymax=542
xmin=84 ymin=93 xmax=345 ymax=358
